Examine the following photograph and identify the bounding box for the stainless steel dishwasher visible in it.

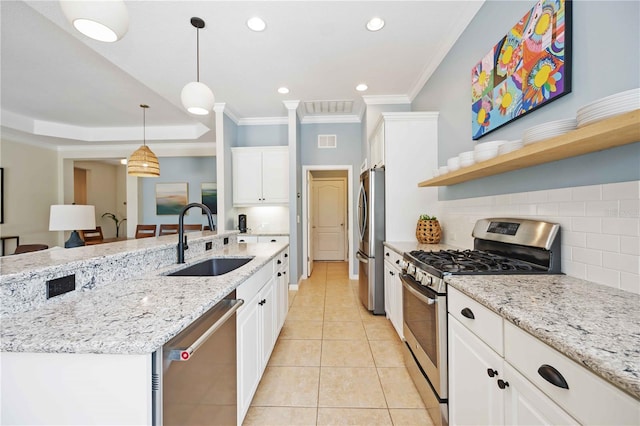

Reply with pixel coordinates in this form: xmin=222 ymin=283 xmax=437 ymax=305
xmin=152 ymin=291 xmax=243 ymax=425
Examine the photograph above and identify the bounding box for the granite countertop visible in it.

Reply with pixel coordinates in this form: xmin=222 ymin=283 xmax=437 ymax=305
xmin=1 ymin=242 xmax=287 ymax=355
xmin=447 ymin=275 xmax=640 ymax=400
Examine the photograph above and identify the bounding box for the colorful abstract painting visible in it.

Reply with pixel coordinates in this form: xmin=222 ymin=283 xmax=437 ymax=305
xmin=472 ymin=0 xmax=571 ymax=139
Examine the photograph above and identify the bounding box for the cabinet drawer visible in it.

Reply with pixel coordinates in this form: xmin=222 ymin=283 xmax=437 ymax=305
xmin=383 ymin=246 xmax=403 ymax=270
xmin=236 ymin=262 xmax=273 ymax=305
xmin=237 ymin=235 xmax=258 ymax=244
xmin=448 ymin=286 xmax=503 ymax=356
xmin=276 ymin=248 xmax=289 ymax=270
xmin=258 ymin=236 xmax=289 ymax=244
xmin=505 ymin=321 xmax=640 ymax=425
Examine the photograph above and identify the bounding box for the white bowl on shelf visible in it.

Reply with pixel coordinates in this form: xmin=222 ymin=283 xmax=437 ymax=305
xmin=474 ymin=149 xmax=499 ymax=162
xmin=498 ymin=139 xmax=524 ymax=155
xmin=458 ymin=150 xmax=475 ymax=167
xmin=447 ymin=156 xmax=461 ymax=172
xmin=438 ymin=165 xmax=449 ymax=175
xmin=432 ymin=168 xmax=440 ymax=178
xmin=474 ymin=140 xmax=507 ymax=153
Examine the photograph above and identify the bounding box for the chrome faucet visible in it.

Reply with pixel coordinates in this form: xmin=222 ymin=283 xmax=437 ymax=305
xmin=177 ymin=202 xmax=215 ymax=264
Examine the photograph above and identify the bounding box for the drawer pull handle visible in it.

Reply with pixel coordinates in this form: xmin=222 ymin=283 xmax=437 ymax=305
xmin=461 ymin=308 xmax=475 ymax=319
xmin=497 ymin=379 xmax=509 ymax=389
xmin=487 ymin=368 xmax=498 ymax=378
xmin=278 ymin=272 xmax=282 ymax=277
xmin=277 ymin=260 xmax=282 ymax=264
xmin=385 ymin=252 xmax=390 ymax=257
xmin=538 ymin=364 xmax=569 ymax=389
xmin=389 ymin=271 xmax=395 ymax=276
xmin=395 ymin=259 xmax=400 ymax=264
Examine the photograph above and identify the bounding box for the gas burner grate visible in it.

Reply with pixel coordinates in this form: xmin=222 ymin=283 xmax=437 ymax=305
xmin=408 ymin=249 xmax=545 ymax=274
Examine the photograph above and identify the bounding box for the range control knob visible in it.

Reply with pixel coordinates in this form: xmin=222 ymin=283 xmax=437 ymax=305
xmin=422 ymin=275 xmax=433 ymax=287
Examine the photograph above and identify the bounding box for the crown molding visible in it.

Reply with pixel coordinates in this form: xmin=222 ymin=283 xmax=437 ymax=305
xmin=57 ymin=142 xmax=216 ymax=158
xmin=237 ymin=116 xmax=288 ymax=126
xmin=361 ymin=95 xmax=411 ymax=105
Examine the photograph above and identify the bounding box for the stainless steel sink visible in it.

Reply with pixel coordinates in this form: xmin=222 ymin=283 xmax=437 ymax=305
xmin=168 ymin=257 xmax=253 ymax=277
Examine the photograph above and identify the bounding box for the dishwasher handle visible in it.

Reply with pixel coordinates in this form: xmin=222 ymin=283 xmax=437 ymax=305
xmin=169 ymin=298 xmax=244 ymax=362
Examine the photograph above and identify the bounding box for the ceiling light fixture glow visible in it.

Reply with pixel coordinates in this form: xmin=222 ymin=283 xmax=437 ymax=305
xmin=356 ymin=84 xmax=368 ymax=92
xmin=247 ymin=17 xmax=267 ymax=32
xmin=59 ymin=0 xmax=129 ymax=42
xmin=181 ymin=17 xmax=215 ymax=116
xmin=128 ymin=105 xmax=160 ymax=177
xmin=366 ymin=17 xmax=385 ymax=32
xmin=278 ymin=87 xmax=290 ymax=94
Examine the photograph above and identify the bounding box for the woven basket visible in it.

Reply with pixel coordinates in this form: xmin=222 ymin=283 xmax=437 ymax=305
xmin=416 ymin=219 xmax=442 ymax=244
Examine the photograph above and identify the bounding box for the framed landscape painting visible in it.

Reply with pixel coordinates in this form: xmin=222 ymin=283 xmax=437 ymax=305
xmin=156 ymin=183 xmax=188 ymax=215
xmin=201 ymin=183 xmax=217 ymax=215
xmin=471 ymin=0 xmax=572 ymax=139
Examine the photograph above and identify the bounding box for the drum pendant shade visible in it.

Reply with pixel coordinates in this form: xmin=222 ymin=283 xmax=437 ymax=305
xmin=182 ymin=17 xmax=214 ymax=115
xmin=59 ymin=0 xmax=129 ymax=42
xmin=128 ymin=104 xmax=160 ymax=177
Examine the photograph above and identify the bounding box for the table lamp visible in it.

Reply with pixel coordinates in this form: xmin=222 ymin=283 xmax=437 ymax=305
xmin=49 ymin=205 xmax=96 ymax=248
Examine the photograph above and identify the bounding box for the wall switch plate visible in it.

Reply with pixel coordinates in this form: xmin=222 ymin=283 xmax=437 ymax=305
xmin=47 ymin=275 xmax=76 ymax=299
xmin=205 ymin=242 xmax=212 ymax=250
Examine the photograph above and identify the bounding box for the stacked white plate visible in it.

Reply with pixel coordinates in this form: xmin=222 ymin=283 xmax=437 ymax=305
xmin=474 ymin=140 xmax=506 ymax=162
xmin=438 ymin=165 xmax=449 ymax=175
xmin=523 ymin=118 xmax=577 ymax=145
xmin=576 ymin=88 xmax=640 ymax=128
xmin=447 ymin=156 xmax=461 ymax=172
xmin=498 ymin=139 xmax=524 ymax=155
xmin=458 ymin=150 xmax=475 ymax=167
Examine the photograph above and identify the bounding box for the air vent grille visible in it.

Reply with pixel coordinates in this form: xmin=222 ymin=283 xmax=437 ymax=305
xmin=318 ymin=135 xmax=337 ymax=149
xmin=304 ymin=100 xmax=354 ymax=114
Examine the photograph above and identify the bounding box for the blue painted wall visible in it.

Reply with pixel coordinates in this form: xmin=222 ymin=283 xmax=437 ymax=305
xmin=236 ymin=124 xmax=287 ymax=147
xmin=412 ymin=0 xmax=640 ymax=200
xmin=141 ymin=157 xmax=217 ymax=228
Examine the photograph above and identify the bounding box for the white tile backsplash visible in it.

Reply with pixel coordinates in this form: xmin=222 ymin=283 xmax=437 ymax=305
xmin=436 ymin=181 xmax=640 ymax=294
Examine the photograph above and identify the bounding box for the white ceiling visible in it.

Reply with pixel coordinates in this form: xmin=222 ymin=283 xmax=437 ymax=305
xmin=1 ymin=0 xmax=483 ymax=147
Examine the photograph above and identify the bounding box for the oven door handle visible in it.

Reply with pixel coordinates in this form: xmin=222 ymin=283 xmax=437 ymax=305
xmin=401 ymin=274 xmax=437 ymax=305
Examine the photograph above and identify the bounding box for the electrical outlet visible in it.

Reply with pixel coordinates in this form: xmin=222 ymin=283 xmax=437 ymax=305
xmin=47 ymin=275 xmax=76 ymax=299
xmin=205 ymin=242 xmax=212 ymax=250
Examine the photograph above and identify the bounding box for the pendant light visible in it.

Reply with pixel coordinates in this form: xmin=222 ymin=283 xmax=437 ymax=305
xmin=181 ymin=17 xmax=215 ymax=115
xmin=128 ymin=105 xmax=160 ymax=177
xmin=59 ymin=0 xmax=129 ymax=42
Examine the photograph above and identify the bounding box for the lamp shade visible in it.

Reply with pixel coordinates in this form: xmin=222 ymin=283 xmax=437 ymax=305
xmin=60 ymin=0 xmax=129 ymax=42
xmin=127 ymin=145 xmax=160 ymax=177
xmin=49 ymin=205 xmax=96 ymax=231
xmin=181 ymin=81 xmax=215 ymax=115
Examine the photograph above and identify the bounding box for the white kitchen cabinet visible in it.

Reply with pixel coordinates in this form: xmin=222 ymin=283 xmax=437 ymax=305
xmin=258 ymin=235 xmax=289 ymax=244
xmin=383 ymin=247 xmax=403 ymax=339
xmin=449 ymin=315 xmax=505 ymax=426
xmin=448 ymin=286 xmax=639 ymax=426
xmin=232 ymin=146 xmax=289 ymax=206
xmin=275 ymin=247 xmax=289 ymax=332
xmin=236 ymin=249 xmax=289 ymax=424
xmin=370 ymin=112 xmax=439 ymax=241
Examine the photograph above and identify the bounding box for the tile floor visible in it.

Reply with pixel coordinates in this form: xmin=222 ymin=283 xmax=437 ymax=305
xmin=243 ymin=262 xmax=433 ymax=426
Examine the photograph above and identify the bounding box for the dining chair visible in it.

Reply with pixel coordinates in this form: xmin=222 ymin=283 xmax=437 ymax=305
xmin=158 ymin=224 xmax=179 ymax=236
xmin=135 ymin=224 xmax=157 ymax=239
xmin=13 ymin=244 xmax=49 ymax=254
xmin=204 ymin=225 xmax=216 ymax=231
xmin=80 ymin=227 xmax=104 ymax=245
xmin=183 ymin=224 xmax=202 ymax=233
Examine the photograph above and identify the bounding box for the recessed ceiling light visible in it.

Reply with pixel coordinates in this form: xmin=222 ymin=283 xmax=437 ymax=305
xmin=366 ymin=17 xmax=385 ymax=32
xmin=247 ymin=17 xmax=266 ymax=32
xmin=278 ymin=87 xmax=290 ymax=94
xmin=356 ymin=83 xmax=368 ymax=92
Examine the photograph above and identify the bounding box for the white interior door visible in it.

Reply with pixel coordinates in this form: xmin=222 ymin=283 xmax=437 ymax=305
xmin=313 ymin=178 xmax=346 ymax=261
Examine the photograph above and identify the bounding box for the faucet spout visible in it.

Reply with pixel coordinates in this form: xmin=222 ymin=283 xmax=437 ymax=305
xmin=177 ymin=202 xmax=215 ymax=264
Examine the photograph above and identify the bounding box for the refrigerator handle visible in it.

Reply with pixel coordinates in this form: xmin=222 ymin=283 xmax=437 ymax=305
xmin=356 ymin=252 xmax=369 ymax=263
xmin=358 ymin=182 xmax=367 ymax=241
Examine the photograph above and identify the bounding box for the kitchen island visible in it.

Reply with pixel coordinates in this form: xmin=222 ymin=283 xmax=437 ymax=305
xmin=0 ymin=231 xmax=289 ymax=424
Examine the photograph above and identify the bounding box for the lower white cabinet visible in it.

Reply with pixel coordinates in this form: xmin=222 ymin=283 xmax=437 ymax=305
xmin=237 ymin=235 xmax=258 ymax=243
xmin=236 ymin=235 xmax=289 ymax=244
xmin=275 ymin=247 xmax=289 ymax=331
xmin=448 ymin=286 xmax=640 ymax=426
xmin=383 ymin=248 xmax=403 ymax=339
xmin=236 ymin=248 xmax=289 ymax=424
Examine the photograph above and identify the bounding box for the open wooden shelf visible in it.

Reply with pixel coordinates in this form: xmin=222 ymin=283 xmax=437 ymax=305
xmin=418 ymin=109 xmax=640 ymax=187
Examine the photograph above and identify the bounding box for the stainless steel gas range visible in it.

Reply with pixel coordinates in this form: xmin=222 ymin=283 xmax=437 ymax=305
xmin=400 ymin=218 xmax=561 ymax=426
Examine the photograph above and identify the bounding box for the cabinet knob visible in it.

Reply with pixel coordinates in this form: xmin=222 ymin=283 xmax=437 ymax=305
xmin=395 ymin=259 xmax=400 ymax=265
xmin=385 ymin=252 xmax=390 ymax=257
xmin=258 ymin=299 xmax=266 ymax=306
xmin=389 ymin=271 xmax=395 ymax=276
xmin=284 ymin=253 xmax=288 ymax=258
xmin=277 ymin=260 xmax=282 ymax=264
xmin=278 ymin=272 xmax=282 ymax=277
xmin=487 ymin=368 xmax=498 ymax=378
xmin=497 ymin=379 xmax=509 ymax=389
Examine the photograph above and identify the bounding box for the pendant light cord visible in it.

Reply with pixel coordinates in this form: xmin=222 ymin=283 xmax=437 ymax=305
xmin=196 ymin=27 xmax=200 ymax=82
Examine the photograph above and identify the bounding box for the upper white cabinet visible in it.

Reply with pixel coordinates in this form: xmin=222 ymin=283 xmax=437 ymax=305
xmin=232 ymin=146 xmax=289 ymax=206
xmin=370 ymin=112 xmax=439 ymax=241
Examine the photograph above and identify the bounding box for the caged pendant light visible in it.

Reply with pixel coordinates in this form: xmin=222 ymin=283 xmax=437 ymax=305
xmin=59 ymin=0 xmax=129 ymax=42
xmin=128 ymin=104 xmax=160 ymax=177
xmin=181 ymin=17 xmax=215 ymax=115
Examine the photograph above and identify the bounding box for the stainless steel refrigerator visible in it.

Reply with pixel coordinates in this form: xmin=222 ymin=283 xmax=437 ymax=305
xmin=356 ymin=167 xmax=385 ymax=315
